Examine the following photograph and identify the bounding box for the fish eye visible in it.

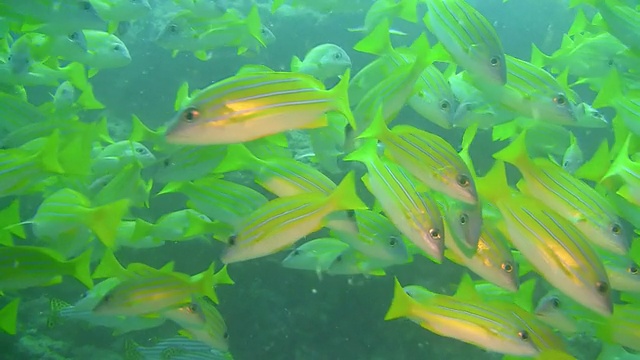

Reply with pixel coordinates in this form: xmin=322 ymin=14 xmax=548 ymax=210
xmin=429 ymin=228 xmax=441 ymax=240
xmin=346 ymin=209 xmax=356 ymax=219
xmin=596 ymin=281 xmax=609 ymax=293
xmin=553 ymin=93 xmax=567 ymax=106
xmin=629 ymin=265 xmax=639 ymax=274
xmin=101 ymin=294 xmax=112 ymax=303
xmin=490 ymin=56 xmax=500 ymax=67
xmin=292 ymin=249 xmax=300 ymax=256
xmin=334 ymin=52 xmax=342 ymax=59
xmin=459 ymin=213 xmax=468 ymax=225
xmin=550 ymin=297 xmax=560 ymax=308
xmin=227 ymin=235 xmax=236 ymax=246
xmin=163 ymin=158 xmax=171 ymax=167
xmin=389 ymin=236 xmax=398 ymax=246
xmin=607 ymin=59 xmax=614 ymax=67
xmin=168 ymin=24 xmax=178 ymax=33
xmin=182 ymin=107 xmax=200 ymax=122
xmin=501 ymin=262 xmax=513 ymax=273
xmin=223 ymin=332 xmax=229 ymax=339
xmin=456 ymin=174 xmax=470 ymax=187
xmin=335 ymin=255 xmax=343 ymax=262
xmin=135 ymin=146 xmax=147 ymax=154
xmin=611 ymin=223 xmax=622 ymax=235
xmin=562 ymin=161 xmax=569 ymax=168
xmin=113 ymin=44 xmax=121 ymax=51
xmin=187 ymin=303 xmax=198 ymax=312
xmin=439 ymin=100 xmax=450 ymax=111
xmin=68 ymin=32 xmax=78 ymax=41
xmin=518 ymin=330 xmax=529 ymax=340
xmin=80 ymin=1 xmax=91 ymax=10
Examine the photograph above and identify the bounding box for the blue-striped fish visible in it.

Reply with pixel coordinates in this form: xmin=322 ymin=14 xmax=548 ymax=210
xmin=220 ymin=172 xmax=367 ymax=264
xmin=478 ymin=161 xmax=613 ymax=316
xmin=165 ymin=69 xmax=354 ymax=145
xmin=423 ymin=0 xmax=506 ymax=85
xmin=386 ymin=278 xmax=540 ymax=356
xmin=494 ymin=131 xmax=629 ymax=255
xmin=360 ymin=109 xmax=478 ymax=205
xmin=213 ymin=143 xmax=336 ymax=197
xmin=344 ymin=139 xmax=445 ymax=262
xmin=445 ymin=217 xmax=519 ymax=292
xmin=0 ymin=246 xmax=93 ymax=290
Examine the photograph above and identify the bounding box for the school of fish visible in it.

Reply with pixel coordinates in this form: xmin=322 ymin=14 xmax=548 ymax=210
xmin=1 ymin=0 xmax=640 ymax=359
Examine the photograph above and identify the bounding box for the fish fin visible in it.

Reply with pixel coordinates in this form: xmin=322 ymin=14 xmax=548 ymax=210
xmin=244 ymin=5 xmax=266 ymax=48
xmin=514 ymin=278 xmax=536 ymax=312
xmin=194 ymin=263 xmax=218 ymax=304
xmin=194 ymin=51 xmax=211 ymax=61
xmin=357 ymin=106 xmax=391 ymax=140
xmin=69 ymin=248 xmax=93 ymax=289
xmin=77 ymin=83 xmax=105 ymax=110
xmin=574 ymin=139 xmax=610 ymax=182
xmin=88 ymin=199 xmax=130 ymax=248
xmin=384 ymin=277 xmax=414 ymax=320
xmin=530 ymin=43 xmax=549 ymax=68
xmin=328 ymin=171 xmax=368 ymax=211
xmin=290 ymin=55 xmax=302 ymax=72
xmin=453 ymin=273 xmax=482 ymax=302
xmin=174 ymin=82 xmax=190 ymax=111
xmin=92 ymin=248 xmax=128 ymax=279
xmin=88 ymin=67 xmax=99 ymax=79
xmin=0 ymin=299 xmax=19 ymax=335
xmin=459 ymin=123 xmax=479 ymax=177
xmin=213 ymin=265 xmax=235 ymax=286
xmin=475 ymin=160 xmax=510 ymax=203
xmin=328 ymin=68 xmax=356 ymax=130
xmin=592 ymin=69 xmax=622 ymax=109
xmin=493 ymin=130 xmax=530 ymax=166
xmin=398 ymin=0 xmax=418 ymax=22
xmin=353 ymin=19 xmax=393 ymax=56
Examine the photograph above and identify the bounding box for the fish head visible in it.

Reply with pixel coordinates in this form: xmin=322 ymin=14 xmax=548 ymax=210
xmin=259 ymin=25 xmax=276 ymax=46
xmin=444 ymin=200 xmax=482 ymax=256
xmin=65 ymin=1 xmax=107 ymax=31
xmin=574 ymin=102 xmax=608 ymax=128
xmin=67 ymin=30 xmax=88 ymax=52
xmin=53 ymin=81 xmax=77 ymax=109
xmin=534 ymin=293 xmax=578 ymax=334
xmin=319 ymin=45 xmax=351 ymax=70
xmin=8 ymin=39 xmax=31 ymax=75
xmin=468 ymin=43 xmax=507 ymax=86
xmin=102 ymin=38 xmax=131 ymax=65
xmin=156 ymin=20 xmax=196 ymax=49
xmin=125 ymin=142 xmax=156 ymax=166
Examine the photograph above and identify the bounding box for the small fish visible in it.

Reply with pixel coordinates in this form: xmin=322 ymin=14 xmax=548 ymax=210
xmin=560 ymin=131 xmax=583 ymax=174
xmin=331 ymin=209 xmax=410 ymax=265
xmin=281 ymin=238 xmax=350 ymax=275
xmin=92 ymin=263 xmax=221 ymax=316
xmin=213 ymin=142 xmax=336 ymax=197
xmin=165 ymin=69 xmax=354 ymax=145
xmin=30 ymin=188 xmax=130 ymax=248
xmin=91 ymin=140 xmax=156 ymax=175
xmin=291 ymin=43 xmax=351 ymax=82
xmin=0 ymin=246 xmax=93 ymax=291
xmin=162 ymin=296 xmax=229 ymax=351
xmin=445 ymin=216 xmax=518 ymax=292
xmin=158 ymin=177 xmax=268 ymax=227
